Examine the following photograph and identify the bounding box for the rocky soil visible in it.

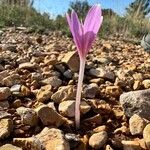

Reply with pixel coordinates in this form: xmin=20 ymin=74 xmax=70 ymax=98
xmin=0 ymin=27 xmax=150 ymax=150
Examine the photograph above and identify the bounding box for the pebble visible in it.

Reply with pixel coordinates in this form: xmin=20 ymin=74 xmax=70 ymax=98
xmin=121 ymin=140 xmax=141 ymax=150
xmin=58 ymin=100 xmax=91 ymax=117
xmin=83 ymin=83 xmax=99 ymax=98
xmin=36 ymin=85 xmax=52 ymax=102
xmin=35 ymin=104 xmax=66 ymax=127
xmin=0 ymin=144 xmax=22 ymax=150
xmin=13 ymin=127 xmax=70 ymax=150
xmin=61 ymin=51 xmax=80 ymax=72
xmin=16 ymin=107 xmax=38 ymax=126
xmin=143 ymin=123 xmax=150 ymax=149
xmin=0 ymin=87 xmax=11 ymax=101
xmin=0 ymin=118 xmax=13 ymax=140
xmin=89 ymin=131 xmax=108 ymax=149
xmin=51 ymin=85 xmax=76 ymax=103
xmin=129 ymin=114 xmax=148 ymax=135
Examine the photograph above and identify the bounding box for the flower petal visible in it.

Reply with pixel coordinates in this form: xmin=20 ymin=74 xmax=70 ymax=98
xmin=71 ymin=11 xmax=84 ymax=58
xmin=83 ymin=4 xmax=103 ymax=54
xmin=84 ymin=4 xmax=103 ymax=34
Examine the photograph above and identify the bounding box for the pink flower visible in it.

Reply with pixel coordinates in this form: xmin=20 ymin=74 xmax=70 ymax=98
xmin=66 ymin=4 xmax=103 ymax=129
xmin=66 ymin=4 xmax=103 ymax=59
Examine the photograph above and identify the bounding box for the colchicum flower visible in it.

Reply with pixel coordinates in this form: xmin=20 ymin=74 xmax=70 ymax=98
xmin=66 ymin=4 xmax=103 ymax=129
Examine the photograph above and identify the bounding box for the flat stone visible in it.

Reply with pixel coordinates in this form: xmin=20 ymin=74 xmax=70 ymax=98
xmin=13 ymin=127 xmax=70 ymax=150
xmin=58 ymin=100 xmax=91 ymax=117
xmin=0 ymin=144 xmax=22 ymax=150
xmin=89 ymin=131 xmax=108 ymax=149
xmin=51 ymin=85 xmax=76 ymax=103
xmin=35 ymin=104 xmax=66 ymax=127
xmin=36 ymin=85 xmax=52 ymax=102
xmin=106 ymin=86 xmax=122 ymax=97
xmin=120 ymin=89 xmax=150 ymax=119
xmin=142 ymin=80 xmax=150 ymax=89
xmin=61 ymin=51 xmax=80 ymax=72
xmin=3 ymin=74 xmax=21 ymax=87
xmin=143 ymin=123 xmax=150 ymax=149
xmin=19 ymin=62 xmax=37 ymax=70
xmin=122 ymin=140 xmax=141 ymax=150
xmin=129 ymin=114 xmax=148 ymax=135
xmin=16 ymin=107 xmax=38 ymax=127
xmin=89 ymin=68 xmax=115 ymax=81
xmin=41 ymin=76 xmax=62 ymax=88
xmin=0 ymin=118 xmax=13 ymax=140
xmin=83 ymin=83 xmax=99 ymax=98
xmin=0 ymin=87 xmax=11 ymax=101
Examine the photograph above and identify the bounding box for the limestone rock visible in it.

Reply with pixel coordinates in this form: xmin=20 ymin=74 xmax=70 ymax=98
xmin=0 ymin=119 xmax=13 ymax=140
xmin=89 ymin=131 xmax=108 ymax=149
xmin=16 ymin=107 xmax=38 ymax=127
xmin=120 ymin=89 xmax=150 ymax=119
xmin=0 ymin=144 xmax=22 ymax=150
xmin=51 ymin=85 xmax=76 ymax=103
xmin=0 ymin=87 xmax=11 ymax=101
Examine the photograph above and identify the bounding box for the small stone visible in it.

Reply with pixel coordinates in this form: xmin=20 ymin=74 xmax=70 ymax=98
xmin=58 ymin=100 xmax=91 ymax=117
xmin=0 ymin=101 xmax=9 ymax=109
xmin=0 ymin=144 xmax=22 ymax=150
xmin=93 ymin=125 xmax=107 ymax=133
xmin=89 ymin=131 xmax=108 ymax=149
xmin=0 ymin=87 xmax=11 ymax=101
xmin=16 ymin=107 xmax=38 ymax=126
xmin=121 ymin=140 xmax=141 ymax=150
xmin=143 ymin=123 xmax=150 ymax=149
xmin=65 ymin=133 xmax=80 ymax=148
xmin=13 ymin=127 xmax=70 ymax=150
xmin=61 ymin=51 xmax=80 ymax=72
xmin=106 ymin=86 xmax=122 ymax=97
xmin=105 ymin=145 xmax=113 ymax=150
xmin=142 ymin=80 xmax=150 ymax=89
xmin=19 ymin=62 xmax=37 ymax=70
xmin=89 ymin=68 xmax=115 ymax=81
xmin=20 ymin=85 xmax=31 ymax=96
xmin=36 ymin=85 xmax=52 ymax=102
xmin=83 ymin=114 xmax=102 ymax=126
xmin=133 ymin=80 xmax=142 ymax=90
xmin=129 ymin=114 xmax=148 ymax=135
xmin=120 ymin=89 xmax=150 ymax=119
xmin=63 ymin=69 xmax=73 ymax=79
xmin=13 ymin=99 xmax=22 ymax=108
xmin=41 ymin=76 xmax=62 ymax=88
xmin=35 ymin=104 xmax=65 ymax=127
xmin=51 ymin=85 xmax=76 ymax=103
xmin=3 ymin=74 xmax=21 ymax=87
xmin=0 ymin=118 xmax=13 ymax=140
xmin=83 ymin=83 xmax=99 ymax=98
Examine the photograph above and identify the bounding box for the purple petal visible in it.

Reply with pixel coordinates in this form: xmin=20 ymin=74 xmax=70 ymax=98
xmin=84 ymin=4 xmax=103 ymax=34
xmin=82 ymin=4 xmax=103 ymax=54
xmin=71 ymin=11 xmax=84 ymax=58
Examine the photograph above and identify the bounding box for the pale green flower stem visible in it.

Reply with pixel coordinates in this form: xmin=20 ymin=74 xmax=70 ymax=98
xmin=75 ymin=57 xmax=86 ymax=129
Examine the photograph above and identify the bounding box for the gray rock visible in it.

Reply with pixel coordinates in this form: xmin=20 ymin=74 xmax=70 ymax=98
xmin=120 ymin=89 xmax=150 ymax=119
xmin=141 ymin=34 xmax=150 ymax=52
xmin=83 ymin=83 xmax=99 ymax=98
xmin=16 ymin=107 xmax=38 ymax=127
